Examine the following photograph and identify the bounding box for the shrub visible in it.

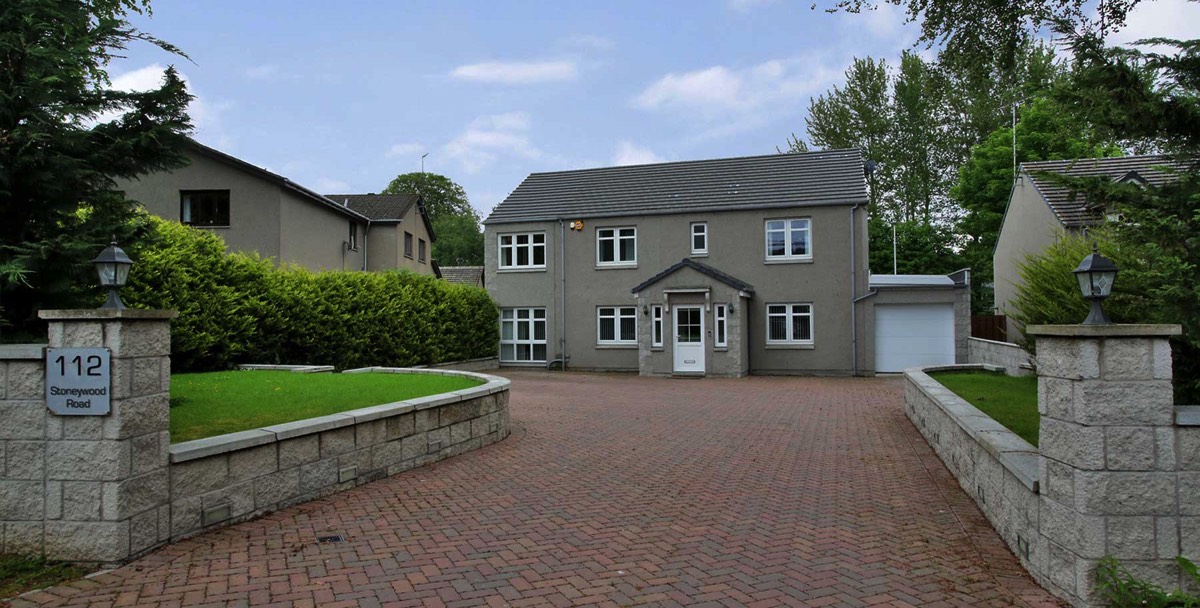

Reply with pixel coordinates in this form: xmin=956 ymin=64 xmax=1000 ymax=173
xmin=1095 ymin=556 xmax=1200 ymax=607
xmin=124 ymin=216 xmax=498 ymax=372
xmin=1010 ymin=231 xmax=1199 ymax=403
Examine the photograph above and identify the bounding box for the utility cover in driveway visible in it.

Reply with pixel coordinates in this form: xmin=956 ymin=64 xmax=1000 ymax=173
xmin=875 ymin=303 xmax=955 ymax=372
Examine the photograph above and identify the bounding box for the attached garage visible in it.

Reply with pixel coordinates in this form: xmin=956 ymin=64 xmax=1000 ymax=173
xmin=868 ymin=273 xmax=968 ymax=374
xmin=874 ymin=304 xmax=956 ymax=372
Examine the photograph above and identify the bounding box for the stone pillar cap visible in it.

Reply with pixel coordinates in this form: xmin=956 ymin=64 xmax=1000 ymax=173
xmin=38 ymin=308 xmax=177 ymax=320
xmin=1027 ymin=323 xmax=1181 ymax=338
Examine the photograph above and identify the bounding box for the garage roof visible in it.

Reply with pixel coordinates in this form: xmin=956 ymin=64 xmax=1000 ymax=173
xmin=869 ymin=274 xmax=955 ymax=288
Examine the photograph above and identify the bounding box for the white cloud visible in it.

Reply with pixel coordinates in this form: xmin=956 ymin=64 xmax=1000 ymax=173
xmin=442 ymin=112 xmax=542 ymax=174
xmin=1106 ymin=0 xmax=1200 ymax=48
xmin=387 ymin=142 xmax=425 ymax=158
xmin=102 ymin=63 xmax=233 ymax=148
xmin=728 ymin=0 xmax=777 ymax=12
xmin=314 ymin=177 xmax=352 ymax=193
xmin=634 ymin=57 xmax=840 ymax=136
xmin=612 ymin=141 xmax=665 ymax=166
xmin=450 ymin=60 xmax=578 ymax=84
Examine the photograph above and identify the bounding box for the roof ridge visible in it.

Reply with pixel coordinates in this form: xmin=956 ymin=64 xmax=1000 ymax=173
xmin=526 ymin=148 xmax=863 ymax=177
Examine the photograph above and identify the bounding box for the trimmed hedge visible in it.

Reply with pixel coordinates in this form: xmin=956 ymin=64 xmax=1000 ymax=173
xmin=123 ymin=216 xmax=498 ymax=372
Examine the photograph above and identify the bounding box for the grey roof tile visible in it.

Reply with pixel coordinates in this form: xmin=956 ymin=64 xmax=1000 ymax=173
xmin=1022 ymin=155 xmax=1186 ymax=227
xmin=440 ymin=266 xmax=484 ymax=286
xmin=325 ymin=193 xmax=419 ymax=221
xmin=485 ymin=149 xmax=869 ymax=224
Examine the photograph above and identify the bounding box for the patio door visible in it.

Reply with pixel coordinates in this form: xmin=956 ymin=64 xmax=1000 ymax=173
xmin=673 ymin=306 xmax=705 ymax=373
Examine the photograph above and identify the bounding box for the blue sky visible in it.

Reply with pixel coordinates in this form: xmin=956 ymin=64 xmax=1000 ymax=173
xmin=110 ymin=0 xmax=1194 ymax=218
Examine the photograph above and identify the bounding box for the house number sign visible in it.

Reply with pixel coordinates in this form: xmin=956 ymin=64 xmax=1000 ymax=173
xmin=45 ymin=348 xmax=111 ymax=416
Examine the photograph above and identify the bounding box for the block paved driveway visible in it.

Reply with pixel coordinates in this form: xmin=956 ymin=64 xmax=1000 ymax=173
xmin=16 ymin=372 xmax=1063 ymax=608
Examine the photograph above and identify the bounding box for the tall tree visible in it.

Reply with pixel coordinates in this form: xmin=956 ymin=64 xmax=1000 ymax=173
xmin=802 ymin=57 xmax=893 ymax=213
xmin=889 ymin=51 xmax=949 ymax=223
xmin=953 ymin=97 xmax=1122 ymax=312
xmin=0 ymin=0 xmax=193 ymax=333
xmin=382 ymin=172 xmax=484 ymax=266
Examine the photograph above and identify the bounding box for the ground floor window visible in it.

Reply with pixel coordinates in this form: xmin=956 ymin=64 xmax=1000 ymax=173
xmin=652 ymin=305 xmax=663 ymax=347
xmin=500 ymin=308 xmax=547 ymax=362
xmin=715 ymin=304 xmax=728 ymax=347
xmin=766 ymin=303 xmax=813 ymax=344
xmin=598 ymin=306 xmax=637 ymax=344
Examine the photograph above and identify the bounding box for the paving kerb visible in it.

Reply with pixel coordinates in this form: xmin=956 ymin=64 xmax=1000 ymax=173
xmin=13 ymin=372 xmax=1063 ymax=607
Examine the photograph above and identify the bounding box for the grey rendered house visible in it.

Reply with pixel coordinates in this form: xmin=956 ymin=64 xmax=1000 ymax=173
xmin=325 ymin=193 xmax=438 ymax=275
xmin=118 ymin=140 xmax=437 ymax=275
xmin=993 ymin=155 xmax=1178 ymax=338
xmin=484 ymin=149 xmax=970 ymax=376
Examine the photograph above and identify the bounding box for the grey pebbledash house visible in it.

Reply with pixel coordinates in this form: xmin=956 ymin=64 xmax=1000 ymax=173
xmin=483 ymin=149 xmax=971 ymax=377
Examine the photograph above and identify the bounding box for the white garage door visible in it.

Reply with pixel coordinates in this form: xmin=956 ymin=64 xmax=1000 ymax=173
xmin=874 ymin=304 xmax=955 ymax=373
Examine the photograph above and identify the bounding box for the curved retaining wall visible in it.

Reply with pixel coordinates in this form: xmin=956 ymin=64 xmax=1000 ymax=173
xmin=167 ymin=368 xmax=510 ymax=541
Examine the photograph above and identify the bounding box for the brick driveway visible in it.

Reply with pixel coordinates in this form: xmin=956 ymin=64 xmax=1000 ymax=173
xmin=14 ymin=372 xmax=1062 ymax=608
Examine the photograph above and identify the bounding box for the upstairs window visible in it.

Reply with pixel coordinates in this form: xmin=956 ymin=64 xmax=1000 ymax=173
xmin=348 ymin=222 xmax=358 ymax=250
xmin=765 ymin=218 xmax=811 ymax=261
xmin=180 ymin=190 xmax=230 ymax=227
xmin=691 ymin=222 xmax=708 ymax=255
xmin=499 ymin=233 xmax=546 ymax=269
xmin=597 ymin=227 xmax=636 ymax=266
xmin=404 ymin=232 xmax=414 ymax=258
xmin=418 ymin=238 xmax=427 ymax=263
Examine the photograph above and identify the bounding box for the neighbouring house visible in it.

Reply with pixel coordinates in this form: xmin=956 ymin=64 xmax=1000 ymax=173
xmin=993 ymin=155 xmax=1180 ymax=338
xmin=117 ymin=140 xmax=437 ymax=275
xmin=483 ymin=149 xmax=971 ymax=376
xmin=324 ymin=193 xmax=438 ymax=276
xmin=440 ymin=266 xmax=485 ymax=288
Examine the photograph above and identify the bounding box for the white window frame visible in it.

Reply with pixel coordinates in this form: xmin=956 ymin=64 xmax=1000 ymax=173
xmin=348 ymin=222 xmax=359 ymax=251
xmin=500 ymin=308 xmax=547 ymax=363
xmin=766 ymin=303 xmax=814 ymax=345
xmin=498 ymin=232 xmax=547 ymax=270
xmin=690 ymin=222 xmax=708 ymax=256
xmin=764 ymin=218 xmax=812 ymax=261
xmin=714 ymin=304 xmax=727 ymax=347
xmin=597 ymin=306 xmax=638 ymax=345
xmin=596 ymin=226 xmax=637 ymax=267
xmin=652 ymin=305 xmax=663 ymax=348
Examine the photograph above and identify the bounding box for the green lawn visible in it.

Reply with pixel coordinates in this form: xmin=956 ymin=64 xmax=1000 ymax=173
xmin=927 ymin=371 xmax=1040 ymax=446
xmin=170 ymin=371 xmax=483 ymax=442
xmin=0 ymin=554 xmax=88 ymax=600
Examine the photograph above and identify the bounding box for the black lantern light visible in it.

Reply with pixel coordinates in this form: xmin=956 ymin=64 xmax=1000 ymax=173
xmin=1072 ymin=243 xmax=1118 ymax=325
xmin=92 ymin=241 xmax=134 ymax=309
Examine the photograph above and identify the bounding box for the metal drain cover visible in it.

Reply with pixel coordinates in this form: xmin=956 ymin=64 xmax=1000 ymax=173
xmin=316 ymin=535 xmax=346 ymax=543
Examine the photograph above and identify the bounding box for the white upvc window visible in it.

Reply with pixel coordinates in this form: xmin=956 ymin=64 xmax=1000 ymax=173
xmin=652 ymin=305 xmax=663 ymax=347
xmin=500 ymin=308 xmax=547 ymax=362
xmin=597 ymin=227 xmax=636 ymax=266
xmin=766 ymin=303 xmax=813 ymax=344
xmin=715 ymin=304 xmax=728 ymax=347
xmin=764 ymin=218 xmax=811 ymax=261
xmin=499 ymin=233 xmax=546 ymax=270
xmin=597 ymin=306 xmax=637 ymax=344
xmin=691 ymin=222 xmax=708 ymax=255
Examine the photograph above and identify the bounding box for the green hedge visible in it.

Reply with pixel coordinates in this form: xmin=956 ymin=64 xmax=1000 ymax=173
xmin=123 ymin=216 xmax=498 ymax=372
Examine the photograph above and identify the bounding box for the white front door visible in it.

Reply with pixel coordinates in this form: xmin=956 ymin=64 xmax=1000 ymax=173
xmin=673 ymin=306 xmax=705 ymax=373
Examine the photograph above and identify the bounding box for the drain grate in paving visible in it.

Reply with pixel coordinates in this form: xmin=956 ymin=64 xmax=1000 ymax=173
xmin=316 ymin=535 xmax=346 ymax=543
